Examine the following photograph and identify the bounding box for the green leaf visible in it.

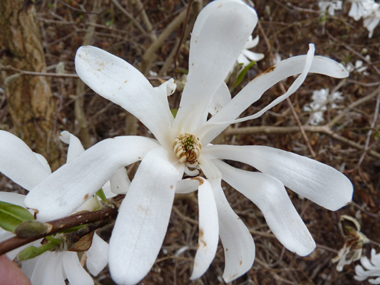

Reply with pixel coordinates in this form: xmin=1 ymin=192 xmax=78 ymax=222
xmin=0 ymin=201 xmax=34 ymax=232
xmin=17 ymin=238 xmax=61 ymax=261
xmin=233 ymin=60 xmax=257 ymax=89
xmin=96 ymin=188 xmax=108 ymax=203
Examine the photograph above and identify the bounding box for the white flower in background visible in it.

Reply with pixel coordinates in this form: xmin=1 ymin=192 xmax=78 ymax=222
xmin=355 ymin=249 xmax=380 ymax=284
xmin=303 ymin=88 xmax=343 ymax=125
xmin=318 ymin=1 xmax=342 ymax=16
xmin=0 ymin=130 xmax=111 ymax=285
xmin=346 ymin=59 xmax=368 ymax=74
xmin=25 ymin=0 xmax=353 ymax=284
xmin=237 ymin=35 xmax=264 ymax=67
xmin=348 ymin=0 xmax=380 ymax=37
xmin=332 ymin=215 xmax=369 ymax=271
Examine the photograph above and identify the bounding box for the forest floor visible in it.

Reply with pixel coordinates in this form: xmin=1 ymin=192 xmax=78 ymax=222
xmin=0 ymin=0 xmax=379 ymax=284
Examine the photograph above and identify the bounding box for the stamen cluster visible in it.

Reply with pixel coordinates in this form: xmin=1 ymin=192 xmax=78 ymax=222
xmin=173 ymin=133 xmax=202 ymax=164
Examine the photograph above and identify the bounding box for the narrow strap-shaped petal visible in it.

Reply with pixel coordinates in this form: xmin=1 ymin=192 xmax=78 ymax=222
xmin=0 ymin=131 xmax=50 ymax=191
xmin=109 ymin=148 xmax=178 ymax=285
xmin=173 ymin=0 xmax=258 ymax=134
xmin=86 ymin=233 xmax=109 ymax=276
xmin=203 ymin=145 xmax=353 ymax=211
xmin=190 ymin=178 xmax=219 ymax=280
xmin=175 ymin=179 xmax=199 ymax=194
xmin=110 ymin=167 xmax=130 ymax=194
xmin=199 ymin=157 xmax=255 ymax=282
xmin=209 ymin=83 xmax=231 ymax=116
xmin=63 ymin=252 xmax=93 ymax=285
xmin=59 ymin=131 xmax=85 ymax=162
xmin=75 ymin=46 xmax=172 ymax=148
xmin=198 ymin=47 xmax=349 ymax=144
xmin=214 ymin=160 xmax=316 ymax=256
xmin=25 ymin=136 xmax=160 ymax=221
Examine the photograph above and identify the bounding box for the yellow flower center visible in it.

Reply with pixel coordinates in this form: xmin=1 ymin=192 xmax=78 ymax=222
xmin=173 ymin=133 xmax=202 ymax=164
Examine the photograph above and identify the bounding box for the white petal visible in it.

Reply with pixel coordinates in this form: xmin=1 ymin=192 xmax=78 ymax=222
xmin=75 ymin=46 xmax=172 ymax=148
xmin=33 ymin=153 xmax=52 ymax=174
xmin=109 ymin=148 xmax=178 ymax=285
xmin=209 ymin=83 xmax=231 ymax=116
xmin=173 ymin=0 xmax=258 ymax=134
xmin=214 ymin=160 xmax=315 ymax=256
xmin=86 ymin=233 xmax=109 ymax=276
xmin=0 ymin=192 xmax=26 ymax=207
xmin=175 ymin=179 xmax=199 ymax=194
xmin=199 ymin=157 xmax=255 ymax=282
xmin=198 ymin=47 xmax=349 ymax=144
xmin=110 ymin=167 xmax=130 ymax=194
xmin=190 ymin=178 xmax=219 ymax=280
xmin=101 ymin=181 xmax=117 ymax=199
xmin=244 ymin=35 xmax=259 ymax=49
xmin=0 ymin=131 xmax=50 ymax=191
xmin=59 ymin=131 xmax=85 ymax=162
xmin=25 ymin=136 xmax=160 ymax=221
xmin=63 ymin=252 xmax=93 ymax=285
xmin=242 ymin=49 xmax=265 ymax=62
xmin=154 ymin=79 xmax=176 ymax=124
xmin=31 ymin=252 xmax=65 ymax=285
xmin=203 ymin=145 xmax=353 ymax=211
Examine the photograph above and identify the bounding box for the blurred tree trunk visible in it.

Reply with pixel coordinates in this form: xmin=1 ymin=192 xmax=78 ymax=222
xmin=0 ymin=0 xmax=60 ymax=169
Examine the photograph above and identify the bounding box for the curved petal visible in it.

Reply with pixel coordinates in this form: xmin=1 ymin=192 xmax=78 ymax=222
xmin=209 ymin=83 xmax=231 ymax=116
xmin=110 ymin=167 xmax=130 ymax=194
xmin=75 ymin=46 xmax=172 ymax=148
xmin=190 ymin=178 xmax=219 ymax=280
xmin=203 ymin=145 xmax=353 ymax=211
xmin=33 ymin=153 xmax=51 ymax=174
xmin=198 ymin=48 xmax=349 ymax=144
xmin=0 ymin=192 xmax=26 ymax=207
xmin=109 ymin=148 xmax=178 ymax=285
xmin=0 ymin=131 xmax=50 ymax=191
xmin=199 ymin=157 xmax=255 ymax=282
xmin=25 ymin=136 xmax=160 ymax=221
xmin=86 ymin=233 xmax=109 ymax=276
xmin=63 ymin=252 xmax=93 ymax=285
xmin=242 ymin=49 xmax=265 ymax=62
xmin=173 ymin=0 xmax=258 ymax=134
xmin=214 ymin=160 xmax=315 ymax=256
xmin=30 ymin=252 xmax=65 ymax=285
xmin=59 ymin=131 xmax=85 ymax=162
xmin=175 ymin=179 xmax=199 ymax=194
xmin=244 ymin=35 xmax=259 ymax=49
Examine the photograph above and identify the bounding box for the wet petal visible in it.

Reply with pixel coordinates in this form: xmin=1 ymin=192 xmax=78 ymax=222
xmin=75 ymin=46 xmax=172 ymax=148
xmin=25 ymin=136 xmax=160 ymax=221
xmin=109 ymin=148 xmax=178 ymax=284
xmin=86 ymin=233 xmax=109 ymax=276
xmin=0 ymin=131 xmax=50 ymax=191
xmin=214 ymin=160 xmax=315 ymax=256
xmin=204 ymin=145 xmax=353 ymax=211
xmin=199 ymin=157 xmax=255 ymax=282
xmin=190 ymin=178 xmax=219 ymax=280
xmin=173 ymin=0 xmax=258 ymax=134
xmin=63 ymin=252 xmax=93 ymax=285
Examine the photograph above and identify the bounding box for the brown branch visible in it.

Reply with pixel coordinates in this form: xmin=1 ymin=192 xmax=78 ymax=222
xmin=0 ymin=65 xmax=78 ymax=78
xmin=0 ymin=204 xmax=118 ymax=256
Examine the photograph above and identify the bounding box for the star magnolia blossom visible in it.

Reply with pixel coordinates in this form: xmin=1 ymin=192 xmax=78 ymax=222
xmin=237 ymin=35 xmax=264 ymax=66
xmin=25 ymin=0 xmax=353 ymax=283
xmin=0 ymin=131 xmax=110 ymax=284
xmin=355 ymin=249 xmax=380 ymax=284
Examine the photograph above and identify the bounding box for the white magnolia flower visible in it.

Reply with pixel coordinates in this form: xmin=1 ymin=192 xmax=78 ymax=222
xmin=318 ymin=1 xmax=342 ymax=16
xmin=349 ymin=0 xmax=380 ymax=37
xmin=0 ymin=131 xmax=110 ymax=285
xmin=237 ymin=35 xmax=264 ymax=67
xmin=25 ymin=0 xmax=353 ymax=284
xmin=332 ymin=215 xmax=369 ymax=271
xmin=303 ymin=88 xmax=343 ymax=125
xmin=355 ymin=249 xmax=380 ymax=284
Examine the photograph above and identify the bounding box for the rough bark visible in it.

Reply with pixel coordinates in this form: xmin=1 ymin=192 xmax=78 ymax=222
xmin=0 ymin=0 xmax=60 ymax=169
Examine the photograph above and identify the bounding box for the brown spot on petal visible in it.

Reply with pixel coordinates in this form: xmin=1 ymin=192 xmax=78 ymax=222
xmin=191 ymin=177 xmax=204 ymax=186
xmin=83 ymin=194 xmax=89 ymax=200
xmin=170 ymin=185 xmax=173 ymax=189
xmin=240 ymin=261 xmax=243 ymax=266
xmin=263 ymin=66 xmax=276 ymax=73
xmin=226 ymin=248 xmax=229 ymax=252
xmin=124 ymin=80 xmax=128 ymax=83
xmin=199 ymin=228 xmax=207 ymax=247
